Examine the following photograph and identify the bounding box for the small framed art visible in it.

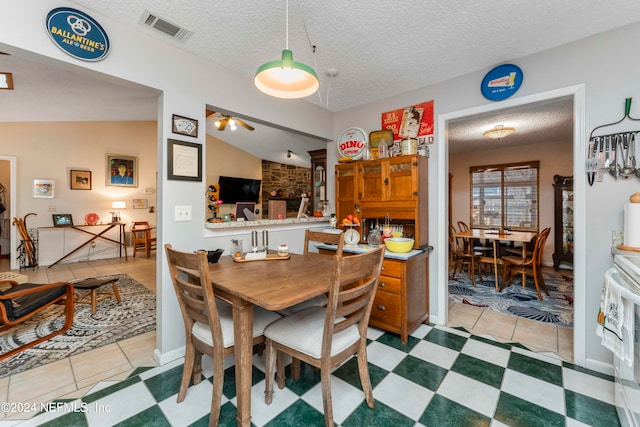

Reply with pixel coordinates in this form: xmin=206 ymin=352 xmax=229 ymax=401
xmin=172 ymin=114 xmax=198 ymax=138
xmin=52 ymin=214 xmax=73 ymax=227
xmin=33 ymin=179 xmax=54 ymax=198
xmin=70 ymin=170 xmax=91 ymax=190
xmin=106 ymin=154 xmax=138 ymax=187
xmin=168 ymin=138 xmax=202 ymax=181
xmin=132 ymin=198 xmax=148 ymax=209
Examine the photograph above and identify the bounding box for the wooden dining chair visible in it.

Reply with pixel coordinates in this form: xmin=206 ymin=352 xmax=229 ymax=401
xmin=0 ymin=280 xmax=74 ymax=361
xmin=263 ymin=245 xmax=385 ymax=427
xmin=500 ymin=227 xmax=551 ymax=301
xmin=131 ymin=221 xmax=156 ymax=258
xmin=449 ymin=224 xmax=482 ymax=286
xmin=164 ymin=244 xmax=281 ymax=427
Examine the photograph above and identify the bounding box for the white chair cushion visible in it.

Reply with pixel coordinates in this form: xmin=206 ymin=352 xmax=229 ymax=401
xmin=276 ymin=295 xmax=328 ymax=316
xmin=192 ymin=300 xmax=281 ymax=348
xmin=263 ymin=306 xmax=360 ymax=359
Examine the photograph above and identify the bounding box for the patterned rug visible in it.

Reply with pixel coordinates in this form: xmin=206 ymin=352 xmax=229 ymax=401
xmin=0 ymin=274 xmax=156 ymax=378
xmin=448 ymin=268 xmax=574 ymax=328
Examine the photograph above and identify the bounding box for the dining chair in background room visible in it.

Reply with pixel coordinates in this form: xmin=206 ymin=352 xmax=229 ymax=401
xmin=449 ymin=224 xmax=482 ymax=286
xmin=131 ymin=221 xmax=156 ymax=258
xmin=164 ymin=244 xmax=281 ymax=427
xmin=263 ymin=245 xmax=386 ymax=427
xmin=457 ymin=220 xmax=493 ymax=270
xmin=500 ymin=227 xmax=552 ymax=301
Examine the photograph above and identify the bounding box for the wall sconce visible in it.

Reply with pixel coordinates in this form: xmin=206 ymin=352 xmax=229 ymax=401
xmin=287 ymin=150 xmax=293 ymax=158
xmin=110 ymin=201 xmax=126 ymax=223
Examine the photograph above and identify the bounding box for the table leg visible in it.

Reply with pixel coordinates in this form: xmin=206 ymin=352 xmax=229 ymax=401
xmin=521 ymin=245 xmax=527 ymax=288
xmin=492 ymin=240 xmax=499 ymax=290
xmin=232 ymin=302 xmax=254 ymax=427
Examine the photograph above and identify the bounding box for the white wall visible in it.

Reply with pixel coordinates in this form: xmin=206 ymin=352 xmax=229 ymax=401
xmin=330 ymin=22 xmax=640 ymax=372
xmin=1 ymin=1 xmax=334 ymax=364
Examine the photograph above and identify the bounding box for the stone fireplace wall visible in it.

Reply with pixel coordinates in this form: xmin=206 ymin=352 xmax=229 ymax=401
xmin=261 ymin=160 xmax=310 ymax=216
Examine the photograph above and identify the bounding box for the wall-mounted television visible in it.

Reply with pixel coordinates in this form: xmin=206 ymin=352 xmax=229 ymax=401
xmin=217 ymin=176 xmax=262 ymax=204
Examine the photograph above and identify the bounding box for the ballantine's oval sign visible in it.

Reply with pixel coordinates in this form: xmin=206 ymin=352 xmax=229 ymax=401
xmin=46 ymin=7 xmax=110 ymax=62
xmin=337 ymin=127 xmax=367 ymax=160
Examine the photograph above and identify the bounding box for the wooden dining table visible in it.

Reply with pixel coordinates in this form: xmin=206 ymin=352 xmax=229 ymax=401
xmin=208 ymin=253 xmax=335 ymax=427
xmin=451 ymin=229 xmax=538 ymax=289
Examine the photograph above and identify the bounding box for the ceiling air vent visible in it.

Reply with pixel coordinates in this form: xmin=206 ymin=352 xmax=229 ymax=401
xmin=139 ymin=10 xmax=193 ymax=42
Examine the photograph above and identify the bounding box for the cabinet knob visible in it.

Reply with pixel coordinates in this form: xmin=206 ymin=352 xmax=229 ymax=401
xmin=376 ymin=304 xmax=387 ymax=311
xmin=379 ymin=282 xmax=386 ymax=287
xmin=384 ymin=178 xmax=389 ymax=185
xmin=413 ymin=191 xmax=418 ymax=196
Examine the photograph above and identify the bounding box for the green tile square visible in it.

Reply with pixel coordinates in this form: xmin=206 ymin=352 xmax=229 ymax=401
xmin=332 ymin=358 xmax=388 ymax=390
xmin=113 ymin=405 xmax=170 ymax=427
xmin=565 ymin=389 xmax=621 ymax=427
xmin=424 ymin=328 xmax=467 ymax=351
xmin=393 ymin=354 xmax=447 ymax=391
xmin=342 ymin=399 xmax=414 ymax=427
xmin=143 ymin=364 xmax=184 ymax=402
xmin=83 ymin=376 xmax=141 ymax=404
xmin=419 ymin=394 xmax=490 ymax=427
xmin=451 ymin=353 xmax=505 ymax=389
xmin=507 ymin=352 xmax=563 ymax=386
xmin=562 ymin=363 xmax=615 ymax=382
xmin=494 ymin=391 xmax=565 ymax=427
xmin=127 ymin=366 xmax=154 ymax=378
xmin=263 ymin=399 xmax=324 ymax=427
xmin=38 ymin=409 xmax=88 ymax=427
xmin=189 ymin=402 xmax=238 ymax=427
xmin=220 ymin=365 xmax=264 ymax=399
xmin=470 ymin=335 xmax=513 ymax=351
xmin=375 ymin=332 xmax=420 ymax=352
xmin=279 ymin=361 xmax=321 ymax=396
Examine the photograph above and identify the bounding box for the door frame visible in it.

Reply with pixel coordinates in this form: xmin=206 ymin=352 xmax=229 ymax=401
xmin=436 ymin=84 xmax=586 ymax=366
xmin=0 ymin=156 xmax=17 ymax=270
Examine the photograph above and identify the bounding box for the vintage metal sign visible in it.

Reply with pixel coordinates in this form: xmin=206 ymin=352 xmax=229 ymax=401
xmin=46 ymin=7 xmax=110 ymax=62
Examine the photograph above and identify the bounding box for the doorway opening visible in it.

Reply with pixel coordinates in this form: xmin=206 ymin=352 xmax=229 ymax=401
xmin=436 ymin=85 xmax=586 ymax=366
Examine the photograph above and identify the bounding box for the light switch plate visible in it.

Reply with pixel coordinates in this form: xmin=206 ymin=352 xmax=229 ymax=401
xmin=175 ymin=205 xmax=192 ymax=222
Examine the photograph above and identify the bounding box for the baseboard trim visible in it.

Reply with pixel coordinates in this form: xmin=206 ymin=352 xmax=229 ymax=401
xmin=153 ymin=345 xmax=185 ymax=366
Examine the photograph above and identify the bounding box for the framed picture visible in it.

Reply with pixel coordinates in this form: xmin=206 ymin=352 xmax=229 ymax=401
xmin=235 ymin=202 xmax=256 ymax=221
xmin=70 ymin=170 xmax=92 ymax=190
xmin=172 ymin=114 xmax=198 ymax=138
xmin=132 ymin=198 xmax=148 ymax=209
xmin=33 ymin=179 xmax=55 ymax=198
xmin=106 ymin=154 xmax=138 ymax=187
xmin=52 ymin=214 xmax=73 ymax=227
xmin=168 ymin=138 xmax=202 ymax=181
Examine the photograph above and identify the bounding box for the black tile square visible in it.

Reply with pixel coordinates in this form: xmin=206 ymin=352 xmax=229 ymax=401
xmin=565 ymin=389 xmax=621 ymax=427
xmin=419 ymin=394 xmax=491 ymax=427
xmin=494 ymin=391 xmax=565 ymax=427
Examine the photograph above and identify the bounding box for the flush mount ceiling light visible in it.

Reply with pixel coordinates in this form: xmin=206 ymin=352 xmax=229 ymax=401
xmin=254 ymin=0 xmax=319 ymax=99
xmin=483 ymin=125 xmax=516 ymax=140
xmin=0 ymin=72 xmax=14 ymax=90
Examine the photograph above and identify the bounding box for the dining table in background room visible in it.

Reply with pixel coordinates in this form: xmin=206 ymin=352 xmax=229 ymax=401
xmin=451 ymin=228 xmax=538 ymax=289
xmin=207 ymin=253 xmax=334 ymax=426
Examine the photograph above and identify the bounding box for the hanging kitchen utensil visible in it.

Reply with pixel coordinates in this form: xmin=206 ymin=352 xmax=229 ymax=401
xmin=588 ymin=98 xmax=640 ymax=184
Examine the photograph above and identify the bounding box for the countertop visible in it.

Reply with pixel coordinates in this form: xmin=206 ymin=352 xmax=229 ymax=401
xmin=316 ymin=243 xmax=432 ymax=260
xmin=205 ymin=217 xmax=329 ymax=230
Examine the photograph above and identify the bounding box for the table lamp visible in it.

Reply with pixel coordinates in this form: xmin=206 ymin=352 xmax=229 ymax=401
xmin=110 ymin=201 xmax=126 ymax=223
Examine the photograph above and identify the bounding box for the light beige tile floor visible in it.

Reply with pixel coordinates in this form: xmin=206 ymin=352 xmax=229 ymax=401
xmin=0 ymin=253 xmax=573 ymax=421
xmin=0 ymin=255 xmax=158 ymax=420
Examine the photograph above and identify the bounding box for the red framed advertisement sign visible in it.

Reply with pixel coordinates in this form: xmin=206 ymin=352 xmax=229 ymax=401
xmin=381 ymin=100 xmax=434 ymax=146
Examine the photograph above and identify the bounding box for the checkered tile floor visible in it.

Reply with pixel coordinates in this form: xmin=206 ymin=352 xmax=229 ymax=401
xmin=14 ymin=324 xmax=621 ymax=427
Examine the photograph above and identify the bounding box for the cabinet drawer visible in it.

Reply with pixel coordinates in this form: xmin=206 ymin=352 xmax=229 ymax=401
xmin=377 ymin=275 xmax=401 ymax=295
xmin=381 ymin=259 xmax=402 ymax=278
xmin=370 ymin=291 xmax=401 ymax=327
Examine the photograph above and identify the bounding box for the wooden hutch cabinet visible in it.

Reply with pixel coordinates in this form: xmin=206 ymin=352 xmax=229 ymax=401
xmin=552 ymin=175 xmax=573 ymax=270
xmin=334 ymin=154 xmax=429 ymax=343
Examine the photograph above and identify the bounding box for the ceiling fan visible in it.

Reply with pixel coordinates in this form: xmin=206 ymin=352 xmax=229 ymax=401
xmin=206 ymin=110 xmax=254 ymax=131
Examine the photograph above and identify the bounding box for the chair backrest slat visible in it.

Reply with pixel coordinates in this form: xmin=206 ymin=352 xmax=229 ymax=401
xmin=304 ymin=230 xmax=345 ymax=255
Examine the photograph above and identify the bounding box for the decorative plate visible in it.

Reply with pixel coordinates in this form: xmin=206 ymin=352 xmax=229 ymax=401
xmin=84 ymin=212 xmax=99 ymax=225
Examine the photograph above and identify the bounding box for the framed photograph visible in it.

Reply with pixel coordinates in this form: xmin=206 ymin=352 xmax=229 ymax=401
xmin=297 ymin=197 xmax=309 ymax=218
xmin=168 ymin=138 xmax=202 ymax=181
xmin=70 ymin=170 xmax=91 ymax=190
xmin=33 ymin=179 xmax=55 ymax=198
xmin=52 ymin=214 xmax=73 ymax=227
xmin=132 ymin=198 xmax=148 ymax=209
xmin=172 ymin=114 xmax=198 ymax=138
xmin=235 ymin=202 xmax=256 ymax=221
xmin=106 ymin=154 xmax=138 ymax=187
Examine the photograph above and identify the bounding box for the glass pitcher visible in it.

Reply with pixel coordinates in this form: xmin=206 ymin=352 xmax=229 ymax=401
xmin=230 ymin=239 xmax=243 ymax=259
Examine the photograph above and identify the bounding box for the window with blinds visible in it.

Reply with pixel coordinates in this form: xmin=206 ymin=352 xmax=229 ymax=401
xmin=470 ymin=161 xmax=539 ymax=231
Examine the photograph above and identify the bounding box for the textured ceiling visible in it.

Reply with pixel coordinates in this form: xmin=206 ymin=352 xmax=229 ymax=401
xmin=3 ymin=1 xmax=639 ymax=161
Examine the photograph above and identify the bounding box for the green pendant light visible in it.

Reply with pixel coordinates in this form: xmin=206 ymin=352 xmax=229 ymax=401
xmin=254 ymin=0 xmax=319 ymax=99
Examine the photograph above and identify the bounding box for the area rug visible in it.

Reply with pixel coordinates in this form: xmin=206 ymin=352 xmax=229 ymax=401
xmin=448 ymin=269 xmax=574 ymax=328
xmin=0 ymin=274 xmax=156 ymax=378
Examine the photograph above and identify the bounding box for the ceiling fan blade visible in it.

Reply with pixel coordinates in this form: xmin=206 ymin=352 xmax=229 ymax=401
xmin=206 ymin=109 xmax=216 ymax=118
xmin=217 ymin=118 xmax=227 ymax=131
xmin=237 ymin=118 xmax=255 ymax=131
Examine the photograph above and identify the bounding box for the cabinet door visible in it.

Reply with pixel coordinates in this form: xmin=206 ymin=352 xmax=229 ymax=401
xmin=388 ymin=157 xmax=417 ymax=201
xmin=359 ymin=161 xmax=385 ymax=202
xmin=335 ymin=164 xmax=358 ymax=219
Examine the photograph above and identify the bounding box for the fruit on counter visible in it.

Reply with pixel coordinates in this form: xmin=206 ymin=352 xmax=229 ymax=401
xmin=313 ymin=211 xmax=324 ymax=217
xmin=341 ymin=215 xmax=360 ymax=226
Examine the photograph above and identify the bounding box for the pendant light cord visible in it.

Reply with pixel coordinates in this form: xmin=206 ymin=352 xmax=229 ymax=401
xmin=285 ymin=0 xmax=289 ymax=50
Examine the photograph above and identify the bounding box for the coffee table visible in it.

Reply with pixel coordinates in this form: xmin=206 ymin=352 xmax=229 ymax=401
xmin=73 ymin=276 xmax=121 ymax=314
